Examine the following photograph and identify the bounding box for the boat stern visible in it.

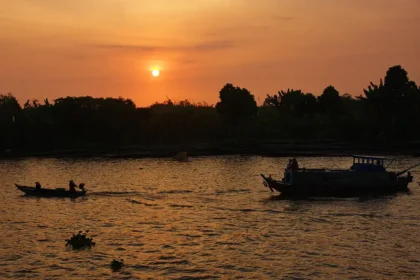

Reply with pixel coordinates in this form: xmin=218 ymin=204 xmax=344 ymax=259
xmin=397 ymin=172 xmax=414 ymax=189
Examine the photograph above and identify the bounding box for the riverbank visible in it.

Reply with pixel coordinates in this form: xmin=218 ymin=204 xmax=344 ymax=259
xmin=2 ymin=140 xmax=420 ymax=159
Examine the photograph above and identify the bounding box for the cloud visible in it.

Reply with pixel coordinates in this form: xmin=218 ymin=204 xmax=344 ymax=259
xmin=94 ymin=40 xmax=235 ymax=54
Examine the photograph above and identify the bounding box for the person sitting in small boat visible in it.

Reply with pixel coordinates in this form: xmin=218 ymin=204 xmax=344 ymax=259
xmin=69 ymin=180 xmax=77 ymax=193
xmin=35 ymin=182 xmax=42 ymax=191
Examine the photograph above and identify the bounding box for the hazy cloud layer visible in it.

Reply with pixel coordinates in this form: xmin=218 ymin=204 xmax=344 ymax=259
xmin=94 ymin=40 xmax=235 ymax=53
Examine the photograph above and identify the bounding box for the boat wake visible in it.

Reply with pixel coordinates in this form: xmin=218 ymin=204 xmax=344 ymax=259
xmin=89 ymin=191 xmax=145 ymax=197
xmin=211 ymin=206 xmax=283 ymax=214
xmin=215 ymin=188 xmax=250 ymax=195
xmin=127 ymin=199 xmax=159 ymax=207
xmin=157 ymin=190 xmax=193 ymax=195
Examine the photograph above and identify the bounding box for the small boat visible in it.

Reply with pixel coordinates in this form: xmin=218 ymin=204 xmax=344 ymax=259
xmin=16 ymin=184 xmax=87 ymax=198
xmin=261 ymin=155 xmax=416 ymax=197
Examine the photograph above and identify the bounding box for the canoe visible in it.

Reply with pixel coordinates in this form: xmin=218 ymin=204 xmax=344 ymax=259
xmin=15 ymin=184 xmax=87 ymax=198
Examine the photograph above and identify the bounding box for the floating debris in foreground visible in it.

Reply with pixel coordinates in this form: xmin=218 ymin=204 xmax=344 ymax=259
xmin=65 ymin=230 xmax=96 ymax=250
xmin=111 ymin=259 xmax=124 ymax=271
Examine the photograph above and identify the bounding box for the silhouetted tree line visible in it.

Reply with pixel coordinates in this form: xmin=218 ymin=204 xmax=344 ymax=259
xmin=1 ymin=65 xmax=419 ymax=155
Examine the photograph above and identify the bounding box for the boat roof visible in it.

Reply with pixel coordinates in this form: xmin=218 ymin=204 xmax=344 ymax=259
xmin=352 ymin=155 xmax=388 ymax=160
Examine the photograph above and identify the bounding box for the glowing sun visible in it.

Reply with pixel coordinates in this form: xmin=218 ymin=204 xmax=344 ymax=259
xmin=152 ymin=69 xmax=160 ymax=77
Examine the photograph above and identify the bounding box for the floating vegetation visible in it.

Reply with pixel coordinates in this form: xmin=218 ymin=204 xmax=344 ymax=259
xmin=65 ymin=230 xmax=96 ymax=249
xmin=111 ymin=258 xmax=124 ymax=271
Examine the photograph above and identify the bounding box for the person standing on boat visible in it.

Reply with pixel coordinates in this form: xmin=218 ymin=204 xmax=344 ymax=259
xmin=286 ymin=159 xmax=293 ymax=170
xmin=69 ymin=180 xmax=77 ymax=193
xmin=291 ymin=158 xmax=299 ymax=170
xmin=35 ymin=182 xmax=42 ymax=191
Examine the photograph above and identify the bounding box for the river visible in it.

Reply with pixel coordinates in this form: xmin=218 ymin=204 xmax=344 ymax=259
xmin=1 ymin=156 xmax=419 ymax=279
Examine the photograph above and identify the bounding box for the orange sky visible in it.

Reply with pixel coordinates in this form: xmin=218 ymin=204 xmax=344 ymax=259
xmin=1 ymin=0 xmax=419 ymax=107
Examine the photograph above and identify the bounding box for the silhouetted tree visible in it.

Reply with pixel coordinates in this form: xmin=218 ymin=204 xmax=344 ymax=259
xmin=384 ymin=65 xmax=409 ymax=95
xmin=216 ymin=84 xmax=258 ymax=135
xmin=265 ymin=89 xmax=317 ymax=118
xmin=358 ymin=65 xmax=420 ymax=143
xmin=22 ymin=98 xmax=55 ymax=150
xmin=362 ymin=66 xmax=413 ymax=112
xmin=318 ymin=86 xmax=341 ymax=115
xmin=0 ymin=93 xmax=22 ymax=150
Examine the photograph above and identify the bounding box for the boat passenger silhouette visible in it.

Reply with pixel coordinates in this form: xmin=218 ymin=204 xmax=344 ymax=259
xmin=291 ymin=158 xmax=299 ymax=170
xmin=286 ymin=159 xmax=293 ymax=170
xmin=69 ymin=180 xmax=77 ymax=193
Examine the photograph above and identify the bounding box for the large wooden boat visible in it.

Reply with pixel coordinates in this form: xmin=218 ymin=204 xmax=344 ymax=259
xmin=261 ymin=155 xmax=416 ymax=197
xmin=16 ymin=184 xmax=87 ymax=198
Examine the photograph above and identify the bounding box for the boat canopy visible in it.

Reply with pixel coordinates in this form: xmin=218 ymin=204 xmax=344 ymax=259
xmin=352 ymin=155 xmax=388 ymax=160
xmin=351 ymin=155 xmax=388 ymax=171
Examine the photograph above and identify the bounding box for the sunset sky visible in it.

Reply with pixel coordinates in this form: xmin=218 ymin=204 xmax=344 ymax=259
xmin=1 ymin=0 xmax=419 ymax=107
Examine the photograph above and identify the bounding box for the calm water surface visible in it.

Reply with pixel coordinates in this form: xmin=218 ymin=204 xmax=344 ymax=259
xmin=1 ymin=156 xmax=420 ymax=279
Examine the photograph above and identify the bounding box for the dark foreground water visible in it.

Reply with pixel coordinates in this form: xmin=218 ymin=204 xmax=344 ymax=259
xmin=1 ymin=156 xmax=420 ymax=279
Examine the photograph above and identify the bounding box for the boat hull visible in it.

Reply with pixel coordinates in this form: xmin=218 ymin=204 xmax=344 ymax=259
xmin=261 ymin=172 xmax=412 ymax=197
xmin=16 ymin=184 xmax=87 ymax=198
